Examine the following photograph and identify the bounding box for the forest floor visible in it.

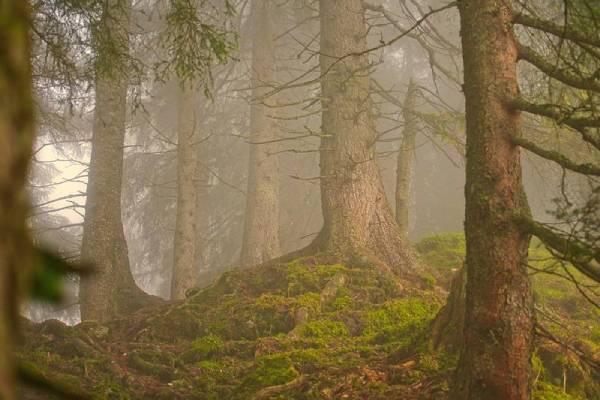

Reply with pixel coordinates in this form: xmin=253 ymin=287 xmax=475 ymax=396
xmin=17 ymin=233 xmax=600 ymax=399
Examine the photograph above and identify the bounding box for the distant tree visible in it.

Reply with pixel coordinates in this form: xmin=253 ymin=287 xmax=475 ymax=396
xmin=79 ymin=0 xmax=235 ymax=316
xmin=171 ymin=83 xmax=201 ymax=299
xmin=79 ymin=0 xmax=158 ymax=321
xmin=240 ymin=0 xmax=281 ymax=267
xmin=395 ymin=78 xmax=419 ymax=237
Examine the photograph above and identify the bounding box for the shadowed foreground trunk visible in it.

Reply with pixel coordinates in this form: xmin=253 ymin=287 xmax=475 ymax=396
xmin=312 ymin=0 xmax=418 ymax=276
xmin=241 ymin=0 xmax=281 ymax=267
xmin=395 ymin=79 xmax=418 ymax=237
xmin=80 ymin=0 xmax=157 ymax=321
xmin=171 ymin=85 xmax=200 ymax=299
xmin=0 ymin=2 xmax=35 ymax=398
xmin=452 ymin=1 xmax=534 ymax=399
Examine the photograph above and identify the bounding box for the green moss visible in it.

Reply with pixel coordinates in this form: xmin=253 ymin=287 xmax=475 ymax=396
xmin=182 ymin=334 xmax=225 ymax=363
xmin=92 ymin=380 xmax=131 ymax=400
xmin=240 ymin=354 xmax=298 ymax=392
xmin=24 ymin=250 xmax=600 ymax=399
xmin=533 ymin=382 xmax=580 ymax=400
xmin=591 ymin=325 xmax=600 ymax=344
xmin=300 ymin=319 xmax=349 ymax=341
xmin=285 ymin=261 xmax=349 ymax=296
xmin=296 ymin=292 xmax=321 ymax=314
xmin=363 ymin=298 xmax=438 ymax=345
xmin=128 ymin=348 xmax=177 ymax=381
xmin=329 ymin=287 xmax=353 ymax=310
xmin=415 ymin=232 xmax=465 ymax=271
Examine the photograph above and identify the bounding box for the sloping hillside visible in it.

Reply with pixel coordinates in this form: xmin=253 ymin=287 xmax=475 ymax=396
xmin=18 ymin=235 xmax=600 ymax=399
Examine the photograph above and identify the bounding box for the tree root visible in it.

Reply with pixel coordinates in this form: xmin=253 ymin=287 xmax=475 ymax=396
xmin=251 ymin=375 xmax=307 ymax=400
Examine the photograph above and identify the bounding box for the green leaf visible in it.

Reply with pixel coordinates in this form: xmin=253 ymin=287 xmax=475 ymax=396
xmin=30 ymin=247 xmax=87 ymax=303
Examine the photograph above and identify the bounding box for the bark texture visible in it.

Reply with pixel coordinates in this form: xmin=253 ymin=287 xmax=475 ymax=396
xmin=315 ymin=0 xmax=418 ymax=276
xmin=430 ymin=267 xmax=466 ymax=351
xmin=0 ymin=2 xmax=34 ymax=398
xmin=241 ymin=0 xmax=281 ymax=267
xmin=395 ymin=79 xmax=418 ymax=237
xmin=452 ymin=2 xmax=534 ymax=399
xmin=80 ymin=0 xmax=155 ymax=321
xmin=171 ymin=86 xmax=200 ymax=299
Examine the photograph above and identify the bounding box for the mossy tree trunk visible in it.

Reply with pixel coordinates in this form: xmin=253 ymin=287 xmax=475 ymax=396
xmin=80 ymin=0 xmax=155 ymax=321
xmin=314 ymin=0 xmax=418 ymax=276
xmin=0 ymin=1 xmax=35 ymax=398
xmin=241 ymin=0 xmax=281 ymax=267
xmin=395 ymin=79 xmax=418 ymax=237
xmin=171 ymin=85 xmax=200 ymax=299
xmin=452 ymin=1 xmax=534 ymax=399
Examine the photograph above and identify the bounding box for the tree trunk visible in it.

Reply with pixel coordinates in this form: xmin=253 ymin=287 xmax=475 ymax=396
xmin=241 ymin=0 xmax=281 ymax=267
xmin=430 ymin=266 xmax=466 ymax=352
xmin=452 ymin=1 xmax=534 ymax=399
xmin=395 ymin=79 xmax=418 ymax=237
xmin=314 ymin=0 xmax=418 ymax=276
xmin=171 ymin=85 xmax=200 ymax=299
xmin=80 ymin=0 xmax=155 ymax=322
xmin=0 ymin=2 xmax=35 ymax=398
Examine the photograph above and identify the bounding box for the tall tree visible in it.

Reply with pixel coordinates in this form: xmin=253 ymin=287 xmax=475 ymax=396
xmin=0 ymin=1 xmax=35 ymax=397
xmin=395 ymin=78 xmax=418 ymax=237
xmin=453 ymin=1 xmax=600 ymax=398
xmin=240 ymin=0 xmax=281 ymax=266
xmin=312 ymin=0 xmax=418 ymax=275
xmin=171 ymin=84 xmax=201 ymax=299
xmin=79 ymin=0 xmax=155 ymax=321
xmin=452 ymin=1 xmax=534 ymax=398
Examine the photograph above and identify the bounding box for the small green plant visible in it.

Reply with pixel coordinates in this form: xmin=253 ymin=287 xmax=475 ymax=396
xmin=182 ymin=334 xmax=225 ymax=363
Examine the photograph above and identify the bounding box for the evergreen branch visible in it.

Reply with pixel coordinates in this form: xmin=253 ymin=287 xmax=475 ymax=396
xmin=517 ymin=42 xmax=600 ymax=93
xmin=515 ymin=214 xmax=600 ymax=283
xmin=513 ymin=12 xmax=600 ymax=49
xmin=512 ymin=136 xmax=600 ymax=176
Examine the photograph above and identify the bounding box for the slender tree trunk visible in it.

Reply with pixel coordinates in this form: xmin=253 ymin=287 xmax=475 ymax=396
xmin=171 ymin=85 xmax=200 ymax=299
xmin=452 ymin=1 xmax=534 ymax=399
xmin=80 ymin=0 xmax=155 ymax=321
xmin=241 ymin=0 xmax=281 ymax=266
xmin=0 ymin=2 xmax=34 ymax=398
xmin=314 ymin=0 xmax=418 ymax=276
xmin=395 ymin=79 xmax=418 ymax=237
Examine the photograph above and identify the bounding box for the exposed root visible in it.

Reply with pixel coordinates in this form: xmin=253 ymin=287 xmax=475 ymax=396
xmin=250 ymin=375 xmax=307 ymax=400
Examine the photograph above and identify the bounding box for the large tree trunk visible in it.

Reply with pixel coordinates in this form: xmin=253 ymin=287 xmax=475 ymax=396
xmin=452 ymin=1 xmax=534 ymax=399
xmin=314 ymin=0 xmax=418 ymax=276
xmin=395 ymin=79 xmax=418 ymax=237
xmin=171 ymin=85 xmax=200 ymax=299
xmin=0 ymin=2 xmax=34 ymax=398
xmin=80 ymin=0 xmax=155 ymax=322
xmin=240 ymin=0 xmax=281 ymax=267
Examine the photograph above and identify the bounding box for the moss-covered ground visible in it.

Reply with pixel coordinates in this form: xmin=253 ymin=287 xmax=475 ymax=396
xmin=17 ymin=234 xmax=600 ymax=399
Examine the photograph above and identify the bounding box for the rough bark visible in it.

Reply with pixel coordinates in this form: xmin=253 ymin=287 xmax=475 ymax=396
xmin=80 ymin=0 xmax=156 ymax=321
xmin=0 ymin=2 xmax=35 ymax=398
xmin=171 ymin=85 xmax=200 ymax=299
xmin=240 ymin=0 xmax=281 ymax=267
xmin=314 ymin=0 xmax=418 ymax=276
xmin=452 ymin=2 xmax=534 ymax=399
xmin=395 ymin=79 xmax=418 ymax=237
xmin=430 ymin=267 xmax=466 ymax=352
